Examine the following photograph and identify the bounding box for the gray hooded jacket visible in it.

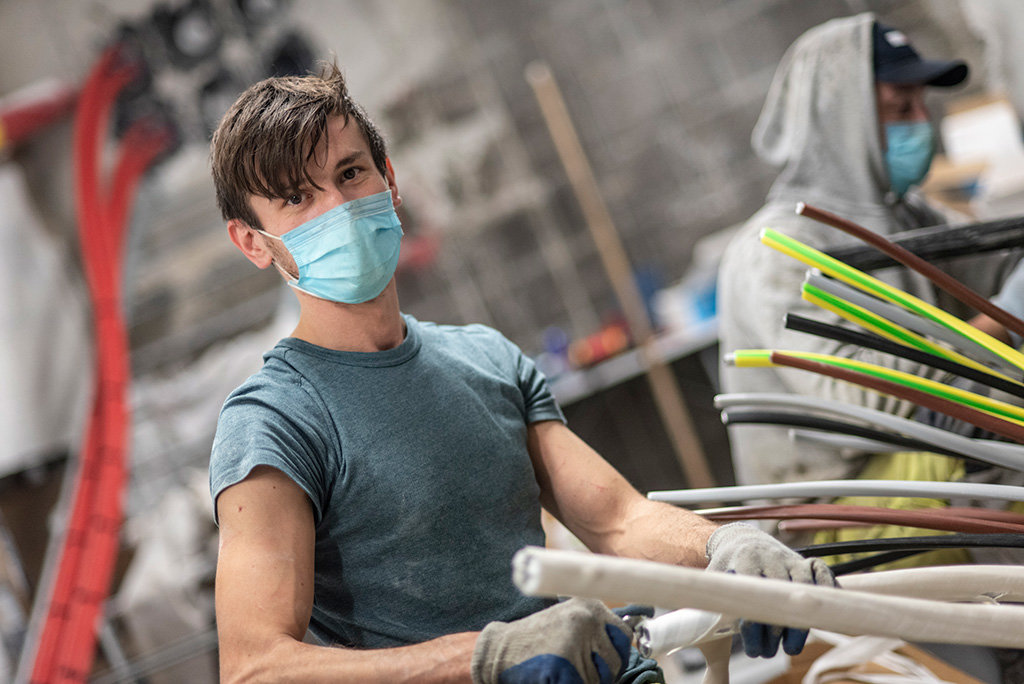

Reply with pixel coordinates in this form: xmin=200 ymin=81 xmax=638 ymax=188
xmin=717 ymin=13 xmax=1003 ymax=486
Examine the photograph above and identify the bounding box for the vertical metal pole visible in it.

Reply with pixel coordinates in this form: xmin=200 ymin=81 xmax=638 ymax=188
xmin=526 ymin=61 xmax=715 ymax=489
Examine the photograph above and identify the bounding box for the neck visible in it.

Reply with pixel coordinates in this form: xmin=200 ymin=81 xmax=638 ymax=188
xmin=290 ymin=281 xmax=406 ymax=352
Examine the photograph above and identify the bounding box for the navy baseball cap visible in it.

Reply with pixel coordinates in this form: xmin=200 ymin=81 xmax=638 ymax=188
xmin=872 ymin=22 xmax=968 ymax=87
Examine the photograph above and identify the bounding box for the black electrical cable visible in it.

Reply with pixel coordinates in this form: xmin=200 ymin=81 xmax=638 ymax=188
xmin=826 ymin=216 xmax=1024 ymax=271
xmin=797 ymin=532 xmax=1024 ymax=558
xmin=720 ymin=406 xmax=971 ymax=460
xmin=785 ymin=313 xmax=1024 ymax=400
xmin=828 ymin=550 xmax=926 ymax=575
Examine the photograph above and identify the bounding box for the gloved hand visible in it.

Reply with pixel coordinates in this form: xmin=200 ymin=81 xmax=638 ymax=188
xmin=705 ymin=522 xmax=837 ymax=658
xmin=472 ymin=597 xmax=632 ymax=684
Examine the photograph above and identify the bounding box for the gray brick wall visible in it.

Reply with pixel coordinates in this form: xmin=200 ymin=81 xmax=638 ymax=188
xmin=368 ymin=0 xmax=988 ymax=355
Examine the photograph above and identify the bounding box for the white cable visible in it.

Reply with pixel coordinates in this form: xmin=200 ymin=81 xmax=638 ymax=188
xmin=512 ymin=547 xmax=1024 ymax=649
xmin=647 ymin=479 xmax=1024 ymax=505
xmin=714 ymin=393 xmax=1024 ymax=470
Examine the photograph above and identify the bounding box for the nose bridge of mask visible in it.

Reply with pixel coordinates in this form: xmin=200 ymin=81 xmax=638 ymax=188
xmin=280 ymin=190 xmax=393 ymax=251
xmin=253 ymin=187 xmax=394 ymax=251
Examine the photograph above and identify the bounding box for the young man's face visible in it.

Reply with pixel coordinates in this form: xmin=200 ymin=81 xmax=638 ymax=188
xmin=875 ymin=81 xmax=929 ymax=150
xmin=243 ymin=113 xmax=400 ymax=278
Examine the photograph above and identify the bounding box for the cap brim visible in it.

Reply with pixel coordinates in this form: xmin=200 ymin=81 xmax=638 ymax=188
xmin=877 ymin=59 xmax=969 ymax=87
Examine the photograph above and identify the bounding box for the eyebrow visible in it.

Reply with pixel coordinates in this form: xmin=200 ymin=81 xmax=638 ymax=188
xmin=279 ymin=150 xmax=369 ymax=197
xmin=334 ymin=151 xmax=368 ymax=171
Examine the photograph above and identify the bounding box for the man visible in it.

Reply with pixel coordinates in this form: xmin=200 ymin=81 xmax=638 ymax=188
xmin=717 ymin=13 xmax=994 ymax=487
xmin=208 ymin=64 xmax=835 ymax=683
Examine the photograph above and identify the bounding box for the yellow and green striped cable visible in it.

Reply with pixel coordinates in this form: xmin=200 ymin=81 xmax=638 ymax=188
xmin=733 ymin=348 xmax=1024 ymax=426
xmin=761 ymin=228 xmax=1024 ymax=374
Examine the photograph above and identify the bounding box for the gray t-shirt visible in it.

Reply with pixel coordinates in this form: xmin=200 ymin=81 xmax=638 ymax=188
xmin=209 ymin=314 xmax=564 ymax=648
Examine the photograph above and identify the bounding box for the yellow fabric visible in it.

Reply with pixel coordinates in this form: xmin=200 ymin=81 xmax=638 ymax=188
xmin=812 ymin=451 xmax=972 ymax=571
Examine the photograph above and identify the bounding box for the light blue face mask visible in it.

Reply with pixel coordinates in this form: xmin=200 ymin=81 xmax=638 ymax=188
xmin=259 ymin=188 xmax=403 ymax=304
xmin=884 ymin=121 xmax=935 ymax=197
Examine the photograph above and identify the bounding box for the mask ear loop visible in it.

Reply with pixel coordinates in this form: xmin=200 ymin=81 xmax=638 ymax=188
xmin=253 ymin=227 xmax=300 ymax=282
xmin=253 ymin=227 xmax=333 ymax=300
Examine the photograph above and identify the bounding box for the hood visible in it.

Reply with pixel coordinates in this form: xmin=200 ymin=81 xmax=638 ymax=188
xmin=753 ymin=12 xmax=892 ymax=218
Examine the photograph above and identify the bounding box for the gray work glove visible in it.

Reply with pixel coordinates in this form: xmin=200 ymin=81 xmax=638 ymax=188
xmin=472 ymin=597 xmax=633 ymax=684
xmin=705 ymin=522 xmax=837 ymax=658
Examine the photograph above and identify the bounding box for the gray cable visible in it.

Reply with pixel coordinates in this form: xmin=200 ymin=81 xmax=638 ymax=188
xmin=789 ymin=428 xmax=910 ymax=454
xmin=806 ymin=271 xmax=1020 ymax=378
xmin=648 ymin=479 xmax=1024 ymax=506
xmin=714 ymin=392 xmax=1024 ymax=471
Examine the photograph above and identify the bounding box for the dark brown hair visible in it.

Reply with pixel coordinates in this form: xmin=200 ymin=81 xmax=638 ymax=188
xmin=210 ymin=62 xmax=388 ymax=230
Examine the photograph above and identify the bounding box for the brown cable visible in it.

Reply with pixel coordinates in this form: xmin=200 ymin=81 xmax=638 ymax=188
xmin=797 ymin=202 xmax=1024 ymax=342
xmin=781 ymin=506 xmax=1024 ymax=532
xmin=770 ymin=351 xmax=1024 ymax=443
xmin=780 ymin=519 xmax=872 ymax=532
xmin=704 ymin=503 xmax=1024 ymax=534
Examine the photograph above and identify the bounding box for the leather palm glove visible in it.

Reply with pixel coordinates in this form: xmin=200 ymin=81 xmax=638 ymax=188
xmin=705 ymin=522 xmax=837 ymax=658
xmin=471 ymin=597 xmax=633 ymax=684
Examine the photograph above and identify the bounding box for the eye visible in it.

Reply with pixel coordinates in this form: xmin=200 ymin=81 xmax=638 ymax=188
xmin=285 ymin=192 xmax=305 ymax=206
xmin=341 ymin=167 xmax=359 ymax=181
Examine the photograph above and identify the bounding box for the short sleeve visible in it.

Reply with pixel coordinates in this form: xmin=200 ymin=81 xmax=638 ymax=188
xmin=209 ymin=368 xmax=334 ymax=526
xmin=512 ymin=341 xmax=565 ymax=426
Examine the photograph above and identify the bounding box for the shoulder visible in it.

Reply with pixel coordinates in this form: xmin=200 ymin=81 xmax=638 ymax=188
xmin=213 ymin=343 xmax=333 ymax=467
xmin=416 ymin=318 xmax=517 ymax=353
xmin=721 ymin=203 xmax=820 ymax=278
xmin=222 ymin=344 xmax=323 ymax=411
xmin=210 ymin=347 xmax=336 ymax=524
xmin=413 ymin=318 xmax=530 ymax=379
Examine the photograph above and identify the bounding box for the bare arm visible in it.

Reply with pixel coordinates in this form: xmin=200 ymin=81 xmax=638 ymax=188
xmin=215 ymin=466 xmax=477 ymax=684
xmin=969 ymin=312 xmax=1013 ymax=346
xmin=526 ymin=420 xmax=718 ymax=568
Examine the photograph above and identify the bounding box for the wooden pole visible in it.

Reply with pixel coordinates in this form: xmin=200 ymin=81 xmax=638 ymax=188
xmin=525 ymin=61 xmax=714 ymax=489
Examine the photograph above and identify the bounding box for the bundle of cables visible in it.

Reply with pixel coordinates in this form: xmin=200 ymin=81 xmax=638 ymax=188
xmin=703 ymin=202 xmax=1024 ymax=574
xmin=590 ymin=218 xmax=1024 ymax=673
xmin=17 ymin=42 xmax=175 ymax=683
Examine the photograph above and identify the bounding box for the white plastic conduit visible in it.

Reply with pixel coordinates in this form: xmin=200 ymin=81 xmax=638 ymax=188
xmin=512 ymin=547 xmax=1024 ymax=649
xmin=636 ymin=564 xmax=1024 ymax=658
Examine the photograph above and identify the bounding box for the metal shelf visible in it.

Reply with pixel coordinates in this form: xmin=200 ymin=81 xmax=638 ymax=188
xmin=550 ymin=318 xmax=718 ymax=405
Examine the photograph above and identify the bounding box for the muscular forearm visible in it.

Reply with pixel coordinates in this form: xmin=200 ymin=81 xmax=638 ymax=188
xmin=604 ymin=495 xmax=719 ymax=568
xmin=527 ymin=421 xmax=719 ymax=567
xmin=221 ymin=630 xmax=478 ymax=684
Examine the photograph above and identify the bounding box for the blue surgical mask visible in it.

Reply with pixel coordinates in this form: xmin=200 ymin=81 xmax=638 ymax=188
xmin=259 ymin=188 xmax=403 ymax=304
xmin=884 ymin=121 xmax=935 ymax=197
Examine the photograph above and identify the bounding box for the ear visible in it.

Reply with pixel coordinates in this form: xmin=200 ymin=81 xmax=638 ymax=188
xmin=385 ymin=158 xmax=402 ymax=209
xmin=227 ymin=218 xmax=274 ymax=269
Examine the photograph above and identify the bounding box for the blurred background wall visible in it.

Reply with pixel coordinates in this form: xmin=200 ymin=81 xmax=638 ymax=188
xmin=0 ymin=0 xmax=1022 ymax=680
